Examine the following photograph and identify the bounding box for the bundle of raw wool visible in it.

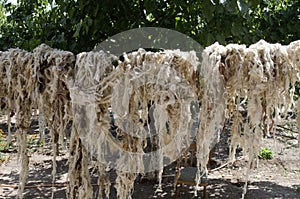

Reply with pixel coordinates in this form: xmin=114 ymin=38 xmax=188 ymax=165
xmin=111 ymin=49 xmax=199 ymax=196
xmin=197 ymin=40 xmax=300 ymax=197
xmin=0 ymin=44 xmax=74 ymax=198
xmin=67 ymin=50 xmax=117 ymax=199
xmin=0 ymin=51 xmax=13 ymax=134
xmin=0 ymin=48 xmax=36 ymax=197
xmin=287 ymin=40 xmax=300 ymax=147
xmin=1 ymin=39 xmax=298 ymax=199
xmin=67 ymin=48 xmax=199 ymax=199
xmin=33 ymin=44 xmax=74 ymax=187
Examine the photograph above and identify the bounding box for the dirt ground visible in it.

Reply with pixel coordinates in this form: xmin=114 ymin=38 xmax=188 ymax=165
xmin=0 ymin=119 xmax=300 ymax=199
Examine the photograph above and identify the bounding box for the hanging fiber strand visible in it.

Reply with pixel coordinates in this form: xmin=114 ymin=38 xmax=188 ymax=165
xmin=197 ymin=40 xmax=300 ymax=198
xmin=68 ymin=51 xmax=116 ymax=199
xmin=68 ymin=48 xmax=199 ymax=198
xmin=0 ymin=48 xmax=36 ymax=198
xmin=0 ymin=39 xmax=299 ymax=199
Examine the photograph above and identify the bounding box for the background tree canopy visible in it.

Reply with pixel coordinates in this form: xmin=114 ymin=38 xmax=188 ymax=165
xmin=0 ymin=0 xmax=299 ymax=54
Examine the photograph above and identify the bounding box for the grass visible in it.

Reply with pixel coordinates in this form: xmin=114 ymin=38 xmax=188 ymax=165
xmin=0 ymin=129 xmax=12 ymax=163
xmin=0 ymin=128 xmax=44 ymax=163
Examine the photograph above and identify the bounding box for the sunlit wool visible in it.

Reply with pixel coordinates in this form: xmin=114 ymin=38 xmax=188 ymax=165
xmin=68 ymin=49 xmax=199 ymax=199
xmin=197 ymin=40 xmax=300 ymax=198
xmin=0 ymin=39 xmax=299 ymax=199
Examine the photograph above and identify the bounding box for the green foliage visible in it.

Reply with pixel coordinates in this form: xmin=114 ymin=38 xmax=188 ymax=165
xmin=0 ymin=152 xmax=10 ymax=163
xmin=26 ymin=134 xmax=44 ymax=154
xmin=0 ymin=129 xmax=8 ymax=152
xmin=259 ymin=147 xmax=274 ymax=160
xmin=0 ymin=129 xmax=10 ymax=162
xmin=0 ymin=0 xmax=299 ymax=53
xmin=0 ymin=128 xmax=43 ymax=162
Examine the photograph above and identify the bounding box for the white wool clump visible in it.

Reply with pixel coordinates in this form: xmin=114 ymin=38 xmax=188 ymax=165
xmin=68 ymin=48 xmax=199 ymax=198
xmin=68 ymin=51 xmax=116 ymax=199
xmin=112 ymin=49 xmax=199 ymax=193
xmin=198 ymin=40 xmax=300 ymax=197
xmin=0 ymin=45 xmax=74 ymax=198
xmin=0 ymin=49 xmax=35 ymax=198
xmin=115 ymin=172 xmax=136 ymax=199
xmin=1 ymin=39 xmax=299 ymax=199
xmin=196 ymin=43 xmax=227 ymax=186
xmin=287 ymin=40 xmax=300 ymax=147
xmin=33 ymin=44 xmax=74 ymax=194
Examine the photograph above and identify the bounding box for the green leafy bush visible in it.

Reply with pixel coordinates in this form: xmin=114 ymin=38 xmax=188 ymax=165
xmin=259 ymin=147 xmax=274 ymax=160
xmin=0 ymin=130 xmax=8 ymax=152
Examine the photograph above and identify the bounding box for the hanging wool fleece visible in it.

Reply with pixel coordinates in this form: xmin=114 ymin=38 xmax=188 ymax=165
xmin=33 ymin=44 xmax=74 ymax=191
xmin=67 ymin=48 xmax=200 ymax=199
xmin=197 ymin=40 xmax=300 ymax=198
xmin=0 ymin=39 xmax=299 ymax=199
xmin=67 ymin=51 xmax=116 ymax=199
xmin=0 ymin=44 xmax=74 ymax=198
xmin=0 ymin=49 xmax=36 ymax=198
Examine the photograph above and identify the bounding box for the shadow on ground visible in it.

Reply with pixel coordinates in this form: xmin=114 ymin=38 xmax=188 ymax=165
xmin=2 ymin=157 xmax=299 ymax=199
